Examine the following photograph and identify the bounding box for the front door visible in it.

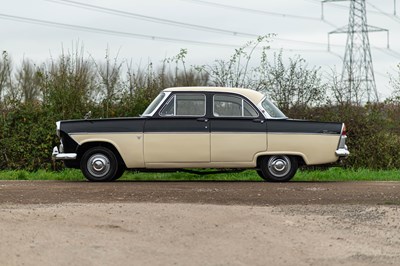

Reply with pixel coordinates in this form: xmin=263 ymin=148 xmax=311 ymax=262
xmin=143 ymin=93 xmax=210 ymax=164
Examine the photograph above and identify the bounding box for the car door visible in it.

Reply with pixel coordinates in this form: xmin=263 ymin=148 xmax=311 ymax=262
xmin=143 ymin=93 xmax=210 ymax=164
xmin=210 ymin=93 xmax=267 ymax=162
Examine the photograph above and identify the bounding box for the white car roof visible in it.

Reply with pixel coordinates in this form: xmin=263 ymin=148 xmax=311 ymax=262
xmin=163 ymin=87 xmax=265 ymax=105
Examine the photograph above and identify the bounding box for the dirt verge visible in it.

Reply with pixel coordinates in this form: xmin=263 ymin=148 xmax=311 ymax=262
xmin=1 ymin=181 xmax=399 ymax=266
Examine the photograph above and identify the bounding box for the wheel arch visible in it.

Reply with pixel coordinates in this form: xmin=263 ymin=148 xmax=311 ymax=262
xmin=77 ymin=141 xmax=126 ymax=169
xmin=256 ymin=153 xmax=305 ymax=169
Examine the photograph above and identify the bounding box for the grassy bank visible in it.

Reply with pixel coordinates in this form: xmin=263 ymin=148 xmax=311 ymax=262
xmin=0 ymin=168 xmax=399 ymax=181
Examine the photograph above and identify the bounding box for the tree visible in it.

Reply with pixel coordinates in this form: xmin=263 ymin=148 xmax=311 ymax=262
xmin=42 ymin=46 xmax=96 ymax=120
xmin=15 ymin=59 xmax=41 ymax=103
xmin=92 ymin=48 xmax=123 ymax=118
xmin=0 ymin=51 xmax=12 ymax=104
xmin=257 ymin=52 xmax=326 ymax=111
xmin=389 ymin=64 xmax=400 ymax=101
xmin=197 ymin=36 xmax=272 ymax=89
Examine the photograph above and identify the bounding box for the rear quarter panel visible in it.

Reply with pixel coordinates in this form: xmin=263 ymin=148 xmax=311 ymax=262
xmin=265 ymin=120 xmax=342 ymax=165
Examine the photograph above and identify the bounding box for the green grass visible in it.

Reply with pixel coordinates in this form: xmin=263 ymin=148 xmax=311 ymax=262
xmin=0 ymin=167 xmax=399 ymax=181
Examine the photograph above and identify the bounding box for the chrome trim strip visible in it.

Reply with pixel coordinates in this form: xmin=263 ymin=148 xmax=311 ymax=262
xmin=68 ymin=132 xmax=340 ymax=135
xmin=68 ymin=132 xmax=141 ymax=135
xmin=144 ymin=132 xmax=265 ymax=134
xmin=52 ymin=146 xmax=77 ymax=160
xmin=267 ymin=132 xmax=340 ymax=136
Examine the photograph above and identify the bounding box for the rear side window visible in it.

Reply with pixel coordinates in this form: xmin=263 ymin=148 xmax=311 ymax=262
xmin=213 ymin=94 xmax=258 ymax=118
xmin=160 ymin=93 xmax=206 ymax=117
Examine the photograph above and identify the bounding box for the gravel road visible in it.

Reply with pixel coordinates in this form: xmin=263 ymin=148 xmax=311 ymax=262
xmin=0 ymin=181 xmax=399 ymax=266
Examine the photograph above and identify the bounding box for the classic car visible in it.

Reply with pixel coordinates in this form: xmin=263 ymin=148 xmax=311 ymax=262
xmin=52 ymin=87 xmax=349 ymax=182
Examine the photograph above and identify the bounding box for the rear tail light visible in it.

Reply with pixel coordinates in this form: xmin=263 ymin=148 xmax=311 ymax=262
xmin=342 ymin=124 xmax=347 ymax=136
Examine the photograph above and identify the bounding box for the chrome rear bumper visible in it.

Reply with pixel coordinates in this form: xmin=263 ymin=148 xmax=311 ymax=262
xmin=336 ymin=133 xmax=349 ymax=158
xmin=335 ymin=145 xmax=350 ymax=157
xmin=52 ymin=146 xmax=77 ymax=160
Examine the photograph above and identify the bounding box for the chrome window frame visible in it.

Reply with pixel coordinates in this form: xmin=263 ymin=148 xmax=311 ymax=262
xmin=159 ymin=93 xmax=207 ymax=117
xmin=212 ymin=94 xmax=259 ymax=118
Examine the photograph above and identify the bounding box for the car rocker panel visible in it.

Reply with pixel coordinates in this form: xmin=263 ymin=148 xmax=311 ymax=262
xmin=52 ymin=87 xmax=349 ymax=182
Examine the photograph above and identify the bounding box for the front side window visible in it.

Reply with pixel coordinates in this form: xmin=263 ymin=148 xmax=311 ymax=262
xmin=160 ymin=93 xmax=206 ymax=117
xmin=213 ymin=94 xmax=258 ymax=118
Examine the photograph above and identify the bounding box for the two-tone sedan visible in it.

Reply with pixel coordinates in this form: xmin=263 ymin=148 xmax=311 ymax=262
xmin=52 ymin=87 xmax=349 ymax=182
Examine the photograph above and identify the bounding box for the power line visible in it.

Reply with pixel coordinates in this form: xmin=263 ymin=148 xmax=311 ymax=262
xmin=46 ymin=0 xmax=340 ymax=48
xmin=2 ymin=3 xmax=398 ymax=62
xmin=0 ymin=11 xmax=340 ymax=54
xmin=0 ymin=12 xmax=244 ymax=48
xmin=45 ymin=0 xmax=258 ymax=38
xmin=0 ymin=13 xmax=344 ymax=52
xmin=50 ymin=0 xmax=384 ymax=55
xmin=366 ymin=1 xmax=400 ymax=24
xmin=375 ymin=47 xmax=400 ymax=60
xmin=312 ymin=0 xmax=390 ymax=15
xmin=179 ymin=0 xmax=337 ymax=27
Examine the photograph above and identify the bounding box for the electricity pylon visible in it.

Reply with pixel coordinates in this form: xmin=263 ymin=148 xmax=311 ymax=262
xmin=324 ymin=0 xmax=389 ymax=103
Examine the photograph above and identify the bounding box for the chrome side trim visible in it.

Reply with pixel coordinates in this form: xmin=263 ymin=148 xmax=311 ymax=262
xmin=52 ymin=146 xmax=77 ymax=160
xmin=267 ymin=132 xmax=340 ymax=136
xmin=69 ymin=132 xmax=140 ymax=135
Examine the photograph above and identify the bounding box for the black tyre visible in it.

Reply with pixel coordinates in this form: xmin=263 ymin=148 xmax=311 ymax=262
xmin=112 ymin=166 xmax=125 ymax=181
xmin=258 ymin=155 xmax=298 ymax=182
xmin=80 ymin=147 xmax=118 ymax=182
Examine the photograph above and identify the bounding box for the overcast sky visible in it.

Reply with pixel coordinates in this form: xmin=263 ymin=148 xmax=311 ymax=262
xmin=1 ymin=0 xmax=399 ymax=98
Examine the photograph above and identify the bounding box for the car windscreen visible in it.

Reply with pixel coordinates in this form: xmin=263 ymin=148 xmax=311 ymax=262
xmin=142 ymin=92 xmax=167 ymax=116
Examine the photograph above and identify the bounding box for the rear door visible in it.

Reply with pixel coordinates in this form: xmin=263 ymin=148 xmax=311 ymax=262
xmin=210 ymin=93 xmax=267 ymax=162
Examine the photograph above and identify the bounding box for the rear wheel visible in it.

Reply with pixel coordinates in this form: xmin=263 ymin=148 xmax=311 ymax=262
xmin=80 ymin=147 xmax=118 ymax=182
xmin=258 ymin=155 xmax=298 ymax=182
xmin=112 ymin=166 xmax=125 ymax=181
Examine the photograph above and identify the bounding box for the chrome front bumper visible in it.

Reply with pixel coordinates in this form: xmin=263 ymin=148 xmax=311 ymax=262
xmin=52 ymin=146 xmax=77 ymax=160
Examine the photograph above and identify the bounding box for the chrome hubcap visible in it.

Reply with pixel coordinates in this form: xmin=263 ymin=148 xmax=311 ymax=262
xmin=268 ymin=156 xmax=291 ymax=178
xmin=87 ymin=154 xmax=111 ymax=178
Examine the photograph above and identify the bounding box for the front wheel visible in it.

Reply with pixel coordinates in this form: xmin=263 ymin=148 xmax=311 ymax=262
xmin=258 ymin=155 xmax=298 ymax=182
xmin=80 ymin=147 xmax=119 ymax=182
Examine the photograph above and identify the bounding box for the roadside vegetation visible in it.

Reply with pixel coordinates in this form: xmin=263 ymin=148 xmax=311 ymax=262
xmin=0 ymin=36 xmax=400 ymax=180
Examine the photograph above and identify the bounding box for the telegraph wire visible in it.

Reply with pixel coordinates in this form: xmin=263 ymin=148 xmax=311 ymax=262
xmin=0 ymin=12 xmax=340 ymax=54
xmin=45 ymin=0 xmax=257 ymax=38
xmin=0 ymin=13 xmax=245 ymax=48
xmin=375 ymin=47 xmax=400 ymax=60
xmin=46 ymin=0 xmax=341 ymax=48
xmin=366 ymin=2 xmax=400 ymax=24
xmin=305 ymin=0 xmax=387 ymax=15
xmin=1 ymin=4 xmax=398 ymax=61
xmin=179 ymin=0 xmax=337 ymax=27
